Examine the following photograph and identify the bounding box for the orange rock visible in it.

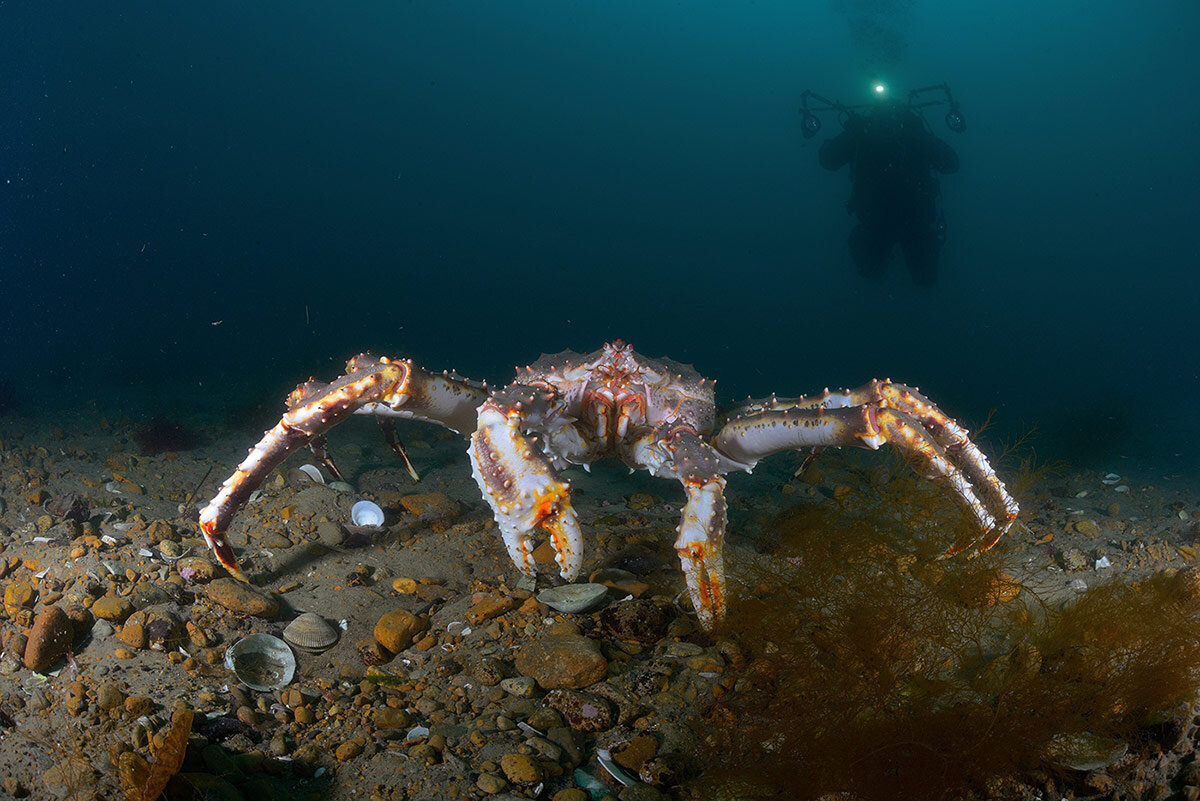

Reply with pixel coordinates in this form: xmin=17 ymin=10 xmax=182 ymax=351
xmin=374 ymin=609 xmax=428 ymax=653
xmin=467 ymin=594 xmax=519 ymax=625
xmin=3 ymin=581 xmax=35 ymax=616
xmin=23 ymin=605 xmax=74 ymax=673
xmin=398 ymin=492 xmax=460 ymax=519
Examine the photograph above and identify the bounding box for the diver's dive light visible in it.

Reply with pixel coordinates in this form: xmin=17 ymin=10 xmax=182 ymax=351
xmin=944 ymin=104 xmax=966 ymax=133
xmin=798 ymin=83 xmax=966 ymax=137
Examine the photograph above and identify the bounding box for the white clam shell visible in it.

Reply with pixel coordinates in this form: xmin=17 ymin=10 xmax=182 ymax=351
xmin=350 ymin=500 xmax=385 ymax=528
xmin=283 ymin=612 xmax=339 ymax=652
xmin=225 ymin=633 xmax=296 ymax=691
xmin=297 ymin=464 xmax=325 ymax=484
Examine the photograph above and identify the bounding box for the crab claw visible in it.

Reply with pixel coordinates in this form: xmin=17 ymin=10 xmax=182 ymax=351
xmin=676 ymin=476 xmax=728 ymax=629
xmin=470 ymin=401 xmax=584 ymax=581
xmin=198 ymin=516 xmax=248 ymax=582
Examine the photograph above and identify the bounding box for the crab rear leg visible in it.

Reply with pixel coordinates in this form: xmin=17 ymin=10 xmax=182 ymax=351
xmin=469 ymin=388 xmax=584 ymax=581
xmin=713 ymin=381 xmax=1019 ymax=554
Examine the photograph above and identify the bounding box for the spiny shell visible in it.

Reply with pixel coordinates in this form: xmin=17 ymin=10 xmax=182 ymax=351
xmin=282 ymin=612 xmax=339 ymax=653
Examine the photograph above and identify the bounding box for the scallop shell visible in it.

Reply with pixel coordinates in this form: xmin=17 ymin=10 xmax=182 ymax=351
xmin=283 ymin=612 xmax=339 ymax=653
xmin=350 ymin=500 xmax=385 ymax=528
xmin=224 ymin=633 xmax=296 ymax=691
xmin=297 ymin=464 xmax=325 ymax=484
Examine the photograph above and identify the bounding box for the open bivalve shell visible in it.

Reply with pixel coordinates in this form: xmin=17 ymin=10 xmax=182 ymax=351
xmin=224 ymin=633 xmax=296 ymax=691
xmin=296 ymin=464 xmax=325 ymax=483
xmin=283 ymin=612 xmax=339 ymax=653
xmin=350 ymin=500 xmax=385 ymax=528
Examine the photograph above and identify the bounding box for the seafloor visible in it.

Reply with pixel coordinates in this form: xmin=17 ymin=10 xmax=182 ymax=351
xmin=0 ymin=405 xmax=1198 ymax=801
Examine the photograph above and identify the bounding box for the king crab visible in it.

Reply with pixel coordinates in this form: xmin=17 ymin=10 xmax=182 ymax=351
xmin=198 ymin=341 xmax=1018 ymax=629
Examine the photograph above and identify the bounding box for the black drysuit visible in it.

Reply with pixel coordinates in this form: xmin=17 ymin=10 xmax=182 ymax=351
xmin=819 ymin=107 xmax=959 ymax=285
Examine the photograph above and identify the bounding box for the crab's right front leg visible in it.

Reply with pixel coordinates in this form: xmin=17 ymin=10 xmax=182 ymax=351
xmin=199 ymin=355 xmax=488 ymax=580
xmin=469 ymin=386 xmax=585 ymax=582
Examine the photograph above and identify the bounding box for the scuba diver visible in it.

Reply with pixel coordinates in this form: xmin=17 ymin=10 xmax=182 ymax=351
xmin=800 ymin=84 xmax=966 ymax=286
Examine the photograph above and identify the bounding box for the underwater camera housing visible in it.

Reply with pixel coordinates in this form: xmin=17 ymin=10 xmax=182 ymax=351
xmin=799 ymin=82 xmax=966 ymax=139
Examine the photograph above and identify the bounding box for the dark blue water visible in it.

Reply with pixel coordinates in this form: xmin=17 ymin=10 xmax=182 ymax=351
xmin=3 ymin=2 xmax=1197 ymax=475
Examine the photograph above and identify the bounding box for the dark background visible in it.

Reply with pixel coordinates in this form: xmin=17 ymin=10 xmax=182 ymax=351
xmin=2 ymin=1 xmax=1197 ymax=475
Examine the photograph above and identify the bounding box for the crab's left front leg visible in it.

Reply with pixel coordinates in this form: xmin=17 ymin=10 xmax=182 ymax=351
xmin=469 ymin=386 xmax=585 ymax=581
xmin=628 ymin=425 xmax=729 ymax=630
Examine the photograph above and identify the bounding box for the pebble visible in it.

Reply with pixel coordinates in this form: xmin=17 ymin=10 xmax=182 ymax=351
xmin=294 ymin=706 xmax=315 ymax=725
xmin=392 ymin=577 xmax=417 ymax=594
xmin=3 ymin=581 xmax=34 ymax=615
xmin=91 ymin=595 xmax=134 ymax=623
xmin=260 ymin=532 xmax=293 ymax=549
xmin=23 ymin=605 xmax=74 ymax=673
xmin=204 ymin=579 xmax=280 ymax=618
xmin=477 ymin=773 xmax=508 ymax=794
xmin=612 ymin=734 xmax=658 ymax=772
xmin=597 ymin=599 xmax=667 ymax=643
xmin=317 ymin=521 xmax=344 ymax=547
xmin=515 ymin=634 xmax=607 ymax=689
xmin=398 ymin=492 xmax=460 ymax=520
xmin=1060 ymin=548 xmax=1090 ymax=572
xmin=589 ymin=567 xmax=651 ymax=598
xmin=97 ymin=682 xmax=126 ymax=711
xmin=499 ymin=753 xmax=543 ymax=784
xmin=118 ymin=623 xmax=148 ymax=650
xmin=175 ymin=556 xmax=216 ymax=582
xmin=374 ymin=609 xmax=427 ymax=652
xmin=536 ymin=583 xmax=609 ymax=614
xmin=544 ymin=689 xmax=614 ymax=732
xmin=125 ymin=696 xmax=155 ymax=716
xmin=467 ymin=593 xmax=519 ymax=625
xmin=336 ymin=740 xmax=363 ymax=761
xmin=500 ymin=677 xmax=536 ymax=697
xmin=373 ymin=707 xmax=411 ymax=729
xmin=553 ymin=791 xmax=588 ymax=801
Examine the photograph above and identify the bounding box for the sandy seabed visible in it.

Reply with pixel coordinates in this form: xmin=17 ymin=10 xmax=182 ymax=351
xmin=0 ymin=407 xmax=1197 ymax=801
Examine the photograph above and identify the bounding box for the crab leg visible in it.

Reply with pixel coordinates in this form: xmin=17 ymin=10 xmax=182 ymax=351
xmin=663 ymin=426 xmax=729 ymax=629
xmin=198 ymin=355 xmax=487 ymax=580
xmin=714 ymin=380 xmax=1019 ymax=553
xmin=468 ymin=387 xmax=584 ymax=581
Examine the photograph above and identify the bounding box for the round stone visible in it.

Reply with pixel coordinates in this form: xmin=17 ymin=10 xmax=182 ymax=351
xmin=536 ymin=583 xmax=609 ymax=614
xmin=499 ymin=753 xmax=543 ymax=784
xmin=91 ymin=596 xmax=134 ymax=623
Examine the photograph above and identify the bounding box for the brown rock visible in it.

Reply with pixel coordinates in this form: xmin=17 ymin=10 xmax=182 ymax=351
xmin=597 ymin=599 xmax=667 ymax=643
xmin=467 ymin=593 xmax=519 ymax=625
xmin=543 ymin=689 xmax=614 ymax=732
xmin=374 ymin=609 xmax=427 ymax=653
xmin=3 ymin=581 xmax=35 ymax=616
xmin=204 ymin=579 xmax=280 ymax=618
xmin=612 ymin=734 xmax=658 ymax=772
xmin=553 ymin=790 xmax=589 ymax=801
xmin=23 ymin=606 xmax=74 ymax=673
xmin=335 ymin=740 xmax=363 ymax=761
xmin=372 ymin=707 xmax=411 ymax=729
xmin=91 ymin=595 xmax=134 ymax=623
xmin=118 ymin=623 xmax=148 ymax=650
xmin=63 ymin=605 xmax=94 ymax=638
xmin=175 ymin=556 xmax=216 ymax=582
xmin=97 ymin=682 xmax=126 ymax=711
xmin=398 ymin=492 xmax=460 ymax=519
xmin=589 ymin=567 xmax=651 ymax=598
xmin=516 ymin=634 xmax=607 ymax=689
xmin=125 ymin=696 xmax=155 ymax=716
xmin=499 ymin=753 xmax=543 ymax=784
